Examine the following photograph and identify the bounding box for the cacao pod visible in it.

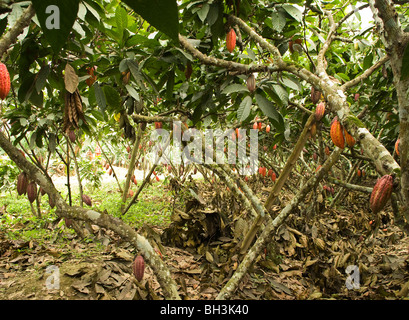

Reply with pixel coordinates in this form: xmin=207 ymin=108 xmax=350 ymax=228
xmin=330 ymin=116 xmax=345 ymax=149
xmin=344 ymin=128 xmax=356 ymax=148
xmin=185 ymin=61 xmax=193 ymax=80
xmin=17 ymin=172 xmax=28 ymax=196
xmin=271 ymin=172 xmax=276 ymax=182
xmin=68 ymin=130 xmax=76 ymax=143
xmin=395 ymin=138 xmax=400 ymax=156
xmin=252 ymin=122 xmax=258 ymax=130
xmin=354 ymin=93 xmax=360 ymax=101
xmin=310 ymin=123 xmax=317 ymax=139
xmin=226 ymin=28 xmax=236 ymax=53
xmin=0 ymin=62 xmax=11 ymax=100
xmin=325 ymin=146 xmax=330 ymax=156
xmin=314 ymin=102 xmax=325 ymax=121
xmin=258 ymin=167 xmax=266 ymax=177
xmin=133 ymin=255 xmax=145 ymax=281
xmin=370 ymin=175 xmax=393 ymax=214
xmin=311 ymin=87 xmax=321 ymax=104
xmin=246 ymin=74 xmax=256 ymax=93
xmin=266 ymin=124 xmax=271 ymax=133
xmin=27 ymin=181 xmax=37 ymax=203
xmin=267 ymin=168 xmax=273 ymax=177
xmin=82 ymin=194 xmax=92 ymax=206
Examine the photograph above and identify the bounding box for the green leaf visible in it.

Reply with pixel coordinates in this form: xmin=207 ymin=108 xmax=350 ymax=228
xmin=282 ymin=4 xmax=302 ymax=22
xmin=35 ymin=65 xmax=51 ymax=93
xmin=31 ymin=0 xmax=80 ymax=52
xmin=272 ymin=84 xmax=288 ymax=105
xmin=103 ymin=86 xmax=121 ymax=111
xmin=121 ymin=0 xmax=179 ymax=42
xmin=401 ymin=43 xmax=409 ymax=81
xmin=270 ymin=11 xmax=286 ymax=32
xmin=115 ymin=5 xmax=128 ymax=31
xmin=255 ymin=93 xmax=281 ymax=124
xmin=93 ymin=82 xmax=106 ymax=112
xmin=197 ymin=3 xmax=209 ymax=22
xmin=222 ymin=84 xmax=249 ymax=95
xmin=237 ymin=96 xmax=252 ymax=122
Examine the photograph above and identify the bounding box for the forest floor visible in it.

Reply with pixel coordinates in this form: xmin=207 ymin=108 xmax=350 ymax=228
xmin=0 ymin=167 xmax=409 ymax=300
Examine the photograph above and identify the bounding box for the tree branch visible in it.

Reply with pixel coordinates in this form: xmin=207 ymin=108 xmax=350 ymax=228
xmin=0 ymin=4 xmax=35 ymax=58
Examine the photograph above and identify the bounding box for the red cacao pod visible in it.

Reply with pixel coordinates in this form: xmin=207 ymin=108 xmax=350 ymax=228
xmin=265 ymin=124 xmax=271 ymax=133
xmin=246 ymin=74 xmax=256 ymax=93
xmin=370 ymin=175 xmax=393 ymax=214
xmin=271 ymin=172 xmax=276 ymax=182
xmin=82 ymin=194 xmax=92 ymax=206
xmin=330 ymin=116 xmax=345 ymax=149
xmin=27 ymin=181 xmax=37 ymax=203
xmin=252 ymin=122 xmax=258 ymax=130
xmin=133 ymin=255 xmax=145 ymax=281
xmin=226 ymin=28 xmax=236 ymax=53
xmin=17 ymin=172 xmax=28 ymax=196
xmin=267 ymin=168 xmax=273 ymax=177
xmin=344 ymin=128 xmax=355 ymax=148
xmin=0 ymin=62 xmax=10 ymax=100
xmin=314 ymin=102 xmax=325 ymax=121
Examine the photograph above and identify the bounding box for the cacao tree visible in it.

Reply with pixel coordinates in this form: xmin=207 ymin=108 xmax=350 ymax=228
xmin=0 ymin=0 xmax=408 ymax=300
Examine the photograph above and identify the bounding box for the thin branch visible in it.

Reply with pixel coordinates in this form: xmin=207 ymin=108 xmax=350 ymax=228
xmin=0 ymin=4 xmax=35 ymax=58
xmin=341 ymin=54 xmax=390 ymax=90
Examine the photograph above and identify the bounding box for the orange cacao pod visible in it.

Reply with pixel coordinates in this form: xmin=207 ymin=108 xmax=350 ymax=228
xmin=226 ymin=28 xmax=236 ymax=53
xmin=395 ymin=138 xmax=400 ymax=156
xmin=344 ymin=128 xmax=355 ymax=148
xmin=271 ymin=172 xmax=276 ymax=182
xmin=330 ymin=116 xmax=345 ymax=149
xmin=27 ymin=181 xmax=37 ymax=203
xmin=133 ymin=255 xmax=145 ymax=282
xmin=314 ymin=102 xmax=325 ymax=121
xmin=246 ymin=74 xmax=256 ymax=93
xmin=0 ymin=62 xmax=10 ymax=100
xmin=370 ymin=175 xmax=393 ymax=214
xmin=17 ymin=172 xmax=28 ymax=196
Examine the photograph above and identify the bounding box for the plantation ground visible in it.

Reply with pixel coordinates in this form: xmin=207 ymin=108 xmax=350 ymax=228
xmin=0 ymin=168 xmax=409 ymax=300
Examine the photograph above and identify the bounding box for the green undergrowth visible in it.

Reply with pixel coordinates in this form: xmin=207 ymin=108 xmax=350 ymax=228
xmin=0 ymin=179 xmax=173 ymax=246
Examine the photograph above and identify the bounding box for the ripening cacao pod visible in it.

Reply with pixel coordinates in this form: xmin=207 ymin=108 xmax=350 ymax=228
xmin=27 ymin=181 xmax=37 ymax=203
xmin=310 ymin=123 xmax=317 ymax=139
xmin=266 ymin=124 xmax=271 ymax=133
xmin=330 ymin=116 xmax=345 ymax=149
xmin=395 ymin=138 xmax=400 ymax=156
xmin=82 ymin=194 xmax=92 ymax=206
xmin=226 ymin=28 xmax=236 ymax=53
xmin=311 ymin=87 xmax=321 ymax=104
xmin=252 ymin=122 xmax=258 ymax=130
xmin=344 ymin=128 xmax=356 ymax=148
xmin=133 ymin=255 xmax=145 ymax=281
xmin=325 ymin=146 xmax=330 ymax=156
xmin=109 ymin=168 xmax=113 ymax=176
xmin=68 ymin=130 xmax=76 ymax=143
xmin=258 ymin=167 xmax=267 ymax=177
xmin=0 ymin=62 xmax=11 ymax=100
xmin=271 ymin=172 xmax=276 ymax=182
xmin=369 ymin=175 xmax=393 ymax=214
xmin=17 ymin=172 xmax=29 ymax=196
xmin=246 ymin=74 xmax=256 ymax=93
xmin=315 ymin=102 xmax=325 ymax=121
xmin=267 ymin=169 xmax=273 ymax=177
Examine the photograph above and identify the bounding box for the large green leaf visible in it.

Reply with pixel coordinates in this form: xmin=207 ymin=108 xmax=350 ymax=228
xmin=31 ymin=0 xmax=80 ymax=52
xmin=121 ymin=0 xmax=179 ymax=42
xmin=255 ymin=93 xmax=281 ymax=125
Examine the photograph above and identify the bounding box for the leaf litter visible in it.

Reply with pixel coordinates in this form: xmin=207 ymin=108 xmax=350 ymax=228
xmin=0 ymin=178 xmax=409 ymax=300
